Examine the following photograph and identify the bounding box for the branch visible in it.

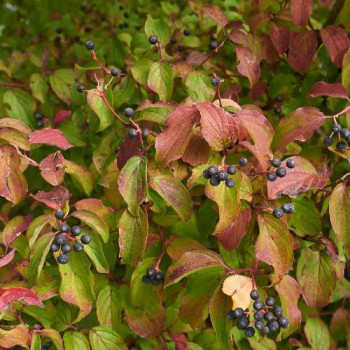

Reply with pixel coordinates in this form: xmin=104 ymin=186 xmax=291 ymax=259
xmin=325 ymin=0 xmax=345 ymax=26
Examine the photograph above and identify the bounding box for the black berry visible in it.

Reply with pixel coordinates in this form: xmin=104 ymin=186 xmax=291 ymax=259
xmin=142 ymin=275 xmax=152 ymax=284
xmin=266 ymin=296 xmax=275 ymax=306
xmin=50 ymin=243 xmax=60 ymax=252
xmin=225 ymin=178 xmax=235 ymax=188
xmin=211 ymin=77 xmax=220 ymax=86
xmin=203 ymin=169 xmax=211 ymax=179
xmin=276 ymin=167 xmax=287 ymax=178
xmin=245 ymin=327 xmax=255 ymax=337
xmin=170 ymin=37 xmax=177 ymax=44
xmin=142 ymin=128 xmax=150 ymax=138
xmin=110 ymin=68 xmax=119 ymax=77
xmin=276 ymin=95 xmax=283 ymax=102
xmin=55 ymin=209 xmax=65 ymax=220
xmin=55 ymin=234 xmax=67 ymax=246
xmin=332 ymin=124 xmax=342 ymax=133
xmin=35 ymin=112 xmax=43 ymax=120
xmin=336 ymin=141 xmax=347 ymax=151
xmin=288 ymin=203 xmax=295 ymax=214
xmin=124 ymin=107 xmax=134 ymax=118
xmin=267 ymin=172 xmax=277 ymax=182
xmin=267 ymin=320 xmax=279 ymax=332
xmin=227 ymin=165 xmax=236 ymax=175
xmin=209 ymin=177 xmax=220 ymax=186
xmin=271 ymin=158 xmax=281 ymax=168
xmin=239 ymin=157 xmax=248 ymax=167
xmin=233 ymin=308 xmax=244 ymax=319
xmin=253 ymin=300 xmax=264 ymax=311
xmin=60 ymin=223 xmax=70 ymax=233
xmin=128 ymin=128 xmax=138 ymax=138
xmin=61 ymin=244 xmax=72 ymax=254
xmin=278 ymin=316 xmax=289 ymax=329
xmin=71 ymin=226 xmax=81 ymax=236
xmin=273 ymin=208 xmax=284 ymax=219
xmin=155 ymin=271 xmax=164 ymax=281
xmin=56 ymin=27 xmax=63 ymax=34
xmin=281 ymin=203 xmax=291 ymax=213
xmin=218 ymin=171 xmax=228 ymax=181
xmin=322 ymin=98 xmax=329 ymax=106
xmin=254 ymin=320 xmax=264 ymax=330
xmin=227 ymin=310 xmax=235 ymax=321
xmin=151 ymin=278 xmax=162 ymax=285
xmin=210 ymin=33 xmax=218 ymax=41
xmin=264 ymin=311 xmax=274 ymax=322
xmin=147 ymin=267 xmax=156 ymax=278
xmin=262 ymin=326 xmax=270 ymax=334
xmin=250 ymin=290 xmax=260 ymax=300
xmin=37 ymin=120 xmax=44 ymax=128
xmin=273 ymin=306 xmax=283 ymax=317
xmin=274 ymin=107 xmax=281 ymax=114
xmin=323 ymin=137 xmax=333 ymax=146
xmin=177 ymin=45 xmax=185 ymax=52
xmin=340 ymin=128 xmax=350 ymax=138
xmin=149 ymin=35 xmax=158 ymax=45
xmin=85 ymin=40 xmax=95 ymax=50
xmin=254 ymin=311 xmax=264 ymax=320
xmin=208 ymin=166 xmax=219 ymax=176
xmin=73 ymin=242 xmax=84 ymax=252
xmin=210 ymin=41 xmax=218 ymax=50
xmin=237 ymin=316 xmax=250 ymax=330
xmin=81 ymin=234 xmax=91 ymax=244
xmin=286 ymin=159 xmax=296 ymax=168
xmin=183 ymin=29 xmax=190 ymax=36
xmin=57 ymin=254 xmax=70 ymax=264
xmin=77 ymin=84 xmax=86 ymax=93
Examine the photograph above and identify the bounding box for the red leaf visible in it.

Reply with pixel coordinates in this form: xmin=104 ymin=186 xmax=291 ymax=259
xmin=155 ymin=105 xmax=200 ymax=166
xmin=236 ymin=47 xmax=260 ymax=87
xmin=320 ymin=25 xmax=350 ymax=68
xmin=310 ymin=81 xmax=349 ymax=99
xmin=203 ymin=4 xmax=228 ymax=28
xmin=197 ymin=102 xmax=238 ymax=151
xmin=30 ymin=186 xmax=70 ymax=210
xmin=227 ymin=21 xmax=248 ymax=46
xmin=267 ymin=156 xmax=329 ymax=199
xmin=0 ymin=249 xmax=16 ymax=268
xmin=53 ymin=109 xmax=72 ymax=124
xmin=117 ymin=137 xmax=143 ymax=170
xmin=0 ymin=287 xmax=43 ymax=311
xmin=288 ymin=31 xmax=317 ymax=74
xmin=39 ymin=152 xmax=65 ymax=186
xmin=235 ymin=109 xmax=273 ymax=171
xmin=3 ymin=216 xmax=32 ymax=247
xmin=260 ymin=34 xmax=278 ymax=64
xmin=272 ymin=107 xmax=327 ymax=153
xmin=291 ymin=0 xmax=313 ymax=27
xmin=29 ymin=129 xmax=73 ymax=150
xmin=182 ymin=134 xmax=210 ymax=166
xmin=270 ymin=25 xmax=290 ymax=54
xmin=249 ymin=82 xmax=268 ymax=100
xmin=214 ymin=208 xmax=251 ymax=250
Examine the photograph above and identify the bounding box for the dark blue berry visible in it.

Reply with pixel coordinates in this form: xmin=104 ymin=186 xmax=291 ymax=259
xmin=332 ymin=124 xmax=342 ymax=133
xmin=227 ymin=165 xmax=236 ymax=175
xmin=267 ymin=172 xmax=277 ymax=182
xmin=239 ymin=157 xmax=248 ymax=167
xmin=227 ymin=310 xmax=235 ymax=321
xmin=276 ymin=167 xmax=287 ymax=178
xmin=250 ymin=290 xmax=260 ymax=300
xmin=209 ymin=177 xmax=220 ymax=186
xmin=50 ymin=243 xmax=60 ymax=252
xmin=85 ymin=40 xmax=95 ymax=50
xmin=211 ymin=77 xmax=220 ymax=86
xmin=286 ymin=159 xmax=296 ymax=168
xmin=55 ymin=234 xmax=67 ymax=246
xmin=203 ymin=169 xmax=211 ymax=179
xmin=225 ymin=178 xmax=235 ymax=188
xmin=57 ymin=254 xmax=70 ymax=264
xmin=278 ymin=316 xmax=289 ymax=328
xmin=110 ymin=68 xmax=119 ymax=76
xmin=73 ymin=242 xmax=84 ymax=252
xmin=183 ymin=29 xmax=190 ymax=36
xmin=218 ymin=170 xmax=228 ymax=181
xmin=77 ymin=84 xmax=86 ymax=93
xmin=273 ymin=306 xmax=283 ymax=317
xmin=323 ymin=137 xmax=333 ymax=146
xmin=61 ymin=244 xmax=71 ymax=254
xmin=237 ymin=316 xmax=250 ymax=330
xmin=336 ymin=141 xmax=347 ymax=151
xmin=81 ymin=234 xmax=91 ymax=244
xmin=264 ymin=311 xmax=274 ymax=322
xmin=245 ymin=327 xmax=255 ymax=337
xmin=55 ymin=210 xmax=65 ymax=220
xmin=147 ymin=267 xmax=156 ymax=278
xmin=273 ymin=208 xmax=284 ymax=219
xmin=142 ymin=275 xmax=152 ymax=284
xmin=254 ymin=320 xmax=264 ymax=330
xmin=233 ymin=308 xmax=244 ymax=319
xmin=208 ymin=166 xmax=219 ymax=176
xmin=60 ymin=223 xmax=70 ymax=233
xmin=35 ymin=112 xmax=43 ymax=120
xmin=253 ymin=300 xmax=264 ymax=311
xmin=149 ymin=35 xmax=158 ymax=45
xmin=124 ymin=107 xmax=134 ymax=118
xmin=128 ymin=128 xmax=138 ymax=138
xmin=71 ymin=226 xmax=81 ymax=236
xmin=267 ymin=320 xmax=279 ymax=332
xmin=266 ymin=296 xmax=275 ymax=306
xmin=271 ymin=158 xmax=281 ymax=168
xmin=254 ymin=311 xmax=264 ymax=320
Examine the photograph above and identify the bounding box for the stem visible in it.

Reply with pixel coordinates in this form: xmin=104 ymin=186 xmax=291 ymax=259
xmin=155 ymin=225 xmax=167 ymax=270
xmin=156 ymin=40 xmax=164 ymax=61
xmin=0 ymin=82 xmax=29 ymax=89
xmin=216 ymin=84 xmax=223 ymax=108
xmin=100 ymin=91 xmax=128 ymax=126
xmin=325 ymin=0 xmax=345 ymax=26
xmin=195 ymin=38 xmax=227 ymax=70
xmin=91 ymin=50 xmax=110 ymax=74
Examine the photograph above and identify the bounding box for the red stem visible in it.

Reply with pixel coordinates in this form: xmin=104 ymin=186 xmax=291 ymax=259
xmin=155 ymin=225 xmax=167 ymax=270
xmin=100 ymin=91 xmax=128 ymax=126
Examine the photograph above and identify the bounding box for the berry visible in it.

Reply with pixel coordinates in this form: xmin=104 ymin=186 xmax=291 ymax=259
xmin=55 ymin=209 xmax=65 ymax=220
xmin=119 ymin=5 xmax=124 ymax=10
xmin=233 ymin=308 xmax=244 ymax=319
xmin=208 ymin=166 xmax=219 ymax=176
xmin=271 ymin=158 xmax=281 ymax=168
xmin=264 ymin=311 xmax=274 ymax=322
xmin=151 ymin=278 xmax=162 ymax=285
xmin=322 ymin=98 xmax=329 ymax=106
xmin=85 ymin=40 xmax=95 ymax=50
xmin=281 ymin=203 xmax=291 ymax=213
xmin=210 ymin=33 xmax=218 ymax=41
xmin=124 ymin=12 xmax=129 ymax=18
xmin=323 ymin=137 xmax=333 ymax=146
xmin=250 ymin=290 xmax=260 ymax=300
xmin=211 ymin=77 xmax=220 ymax=86
xmin=149 ymin=35 xmax=158 ymax=45
xmin=336 ymin=141 xmax=347 ymax=151
xmin=237 ymin=316 xmax=250 ymax=330
xmin=57 ymin=254 xmax=70 ymax=264
xmin=218 ymin=170 xmax=228 ymax=181
xmin=273 ymin=208 xmax=284 ymax=219
xmin=56 ymin=27 xmax=63 ymax=34
xmin=54 ymin=36 xmax=61 ymax=43
xmin=266 ymin=296 xmax=275 ymax=306
xmin=267 ymin=320 xmax=279 ymax=332
xmin=142 ymin=128 xmax=150 ymax=138
xmin=267 ymin=172 xmax=277 ymax=182
xmin=55 ymin=234 xmax=67 ymax=246
xmin=254 ymin=311 xmax=264 ymax=320
xmin=142 ymin=275 xmax=152 ymax=284
xmin=147 ymin=267 xmax=156 ymax=278
xmin=60 ymin=223 xmax=70 ymax=233
xmin=225 ymin=178 xmax=235 ymax=188
xmin=332 ymin=124 xmax=342 ymax=133
xmin=253 ymin=300 xmax=264 ymax=311
xmin=288 ymin=203 xmax=295 ymax=214
xmin=50 ymin=243 xmax=60 ymax=252
xmin=278 ymin=316 xmax=289 ymax=329
xmin=227 ymin=165 xmax=236 ymax=175
xmin=209 ymin=177 xmax=220 ymax=186
xmin=61 ymin=244 xmax=72 ymax=254
xmin=183 ymin=29 xmax=190 ymax=36
xmin=210 ymin=41 xmax=218 ymax=50
xmin=177 ymin=45 xmax=185 ymax=52
xmin=273 ymin=306 xmax=283 ymax=317
xmin=227 ymin=310 xmax=236 ymax=321
xmin=340 ymin=128 xmax=350 ymax=138
xmin=37 ymin=120 xmax=44 ymax=128
xmin=276 ymin=167 xmax=287 ymax=178
xmin=81 ymin=234 xmax=91 ymax=244
xmin=203 ymin=169 xmax=211 ymax=179
xmin=124 ymin=107 xmax=134 ymax=118
xmin=245 ymin=327 xmax=255 ymax=337
xmin=155 ymin=271 xmax=164 ymax=281
xmin=71 ymin=226 xmax=81 ymax=236
xmin=77 ymin=84 xmax=86 ymax=93
xmin=262 ymin=326 xmax=270 ymax=334
xmin=110 ymin=68 xmax=119 ymax=77
xmin=239 ymin=157 xmax=248 ymax=167
xmin=276 ymin=95 xmax=283 ymax=102
xmin=254 ymin=320 xmax=264 ymax=330
xmin=73 ymin=242 xmax=84 ymax=252
xmin=286 ymin=159 xmax=296 ymax=168
xmin=35 ymin=112 xmax=43 ymax=120
xmin=128 ymin=128 xmax=138 ymax=138
xmin=170 ymin=37 xmax=177 ymax=44
xmin=274 ymin=107 xmax=281 ymax=114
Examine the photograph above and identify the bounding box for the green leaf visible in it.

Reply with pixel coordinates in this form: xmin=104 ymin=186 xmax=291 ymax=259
xmin=30 ymin=333 xmax=41 ymax=350
xmin=71 ymin=210 xmax=109 ymax=243
xmin=147 ymin=62 xmax=173 ymax=101
xmin=63 ymin=159 xmax=93 ymax=196
xmin=256 ymin=213 xmax=293 ymax=278
xmin=49 ymin=69 xmax=75 ymax=104
xmin=58 ymin=251 xmax=95 ymax=323
xmin=87 ymin=89 xmax=115 ymax=132
xmin=26 ymin=215 xmax=54 ymax=248
xmin=118 ymin=156 xmax=148 ymax=216
xmin=185 ymin=71 xmax=215 ymax=102
xmin=0 ymin=58 xmax=11 ymax=76
xmin=304 ymin=317 xmax=330 ymax=350
xmin=63 ymin=331 xmax=90 ymax=350
xmin=342 ymin=47 xmax=350 ymax=94
xmin=134 ymin=103 xmax=174 ymax=126
xmin=182 ymin=35 xmax=202 ymax=47
xmin=297 ymin=248 xmax=336 ymax=308
xmin=118 ymin=208 xmax=148 ymax=266
xmin=3 ymin=89 xmax=35 ymax=128
xmin=288 ymin=196 xmax=321 ymax=237
xmin=89 ymin=326 xmax=127 ymax=350
xmin=28 ymin=232 xmax=56 ymax=285
xmin=113 ymin=76 xmax=136 ymax=108
xmin=131 ymin=58 xmax=153 ymax=85
xmin=144 ymin=15 xmax=170 ymax=46
xmin=30 ymin=73 xmax=48 ymax=104
xmin=39 ymin=329 xmax=64 ymax=350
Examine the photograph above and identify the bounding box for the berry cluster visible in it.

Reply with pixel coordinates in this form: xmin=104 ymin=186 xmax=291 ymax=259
xmin=124 ymin=107 xmax=150 ymax=139
xmin=272 ymin=203 xmax=295 ymax=219
xmin=34 ymin=112 xmax=44 ymax=128
xmin=210 ymin=32 xmax=218 ymax=50
xmin=267 ymin=158 xmax=295 ymax=182
xmin=142 ymin=267 xmax=164 ymax=285
xmin=50 ymin=209 xmax=91 ymax=264
xmin=227 ymin=290 xmax=289 ymax=337
xmin=324 ymin=123 xmax=350 ymax=151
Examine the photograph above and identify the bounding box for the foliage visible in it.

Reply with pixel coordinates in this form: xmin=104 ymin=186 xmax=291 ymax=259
xmin=0 ymin=0 xmax=350 ymax=349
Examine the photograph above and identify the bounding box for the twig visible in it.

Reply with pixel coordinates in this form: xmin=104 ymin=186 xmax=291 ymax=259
xmin=155 ymin=225 xmax=167 ymax=270
xmin=195 ymin=38 xmax=227 ymax=70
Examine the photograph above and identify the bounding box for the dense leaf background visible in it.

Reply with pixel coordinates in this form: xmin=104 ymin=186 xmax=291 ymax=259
xmin=0 ymin=0 xmax=350 ymax=349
